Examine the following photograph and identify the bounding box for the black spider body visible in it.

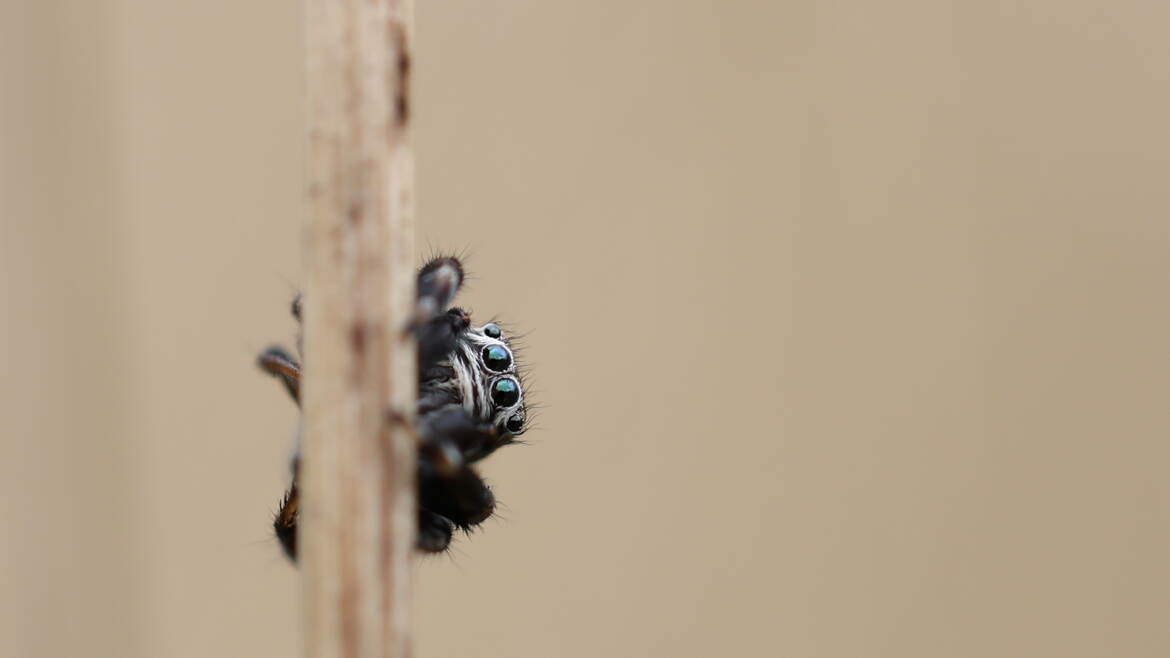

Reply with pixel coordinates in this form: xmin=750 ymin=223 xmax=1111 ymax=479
xmin=258 ymin=257 xmax=527 ymax=559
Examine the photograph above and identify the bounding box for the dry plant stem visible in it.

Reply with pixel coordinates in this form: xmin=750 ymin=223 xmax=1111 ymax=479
xmin=301 ymin=1 xmax=415 ymax=657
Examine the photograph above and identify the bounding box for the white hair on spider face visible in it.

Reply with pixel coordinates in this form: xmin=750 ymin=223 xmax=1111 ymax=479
xmin=442 ymin=321 xmax=527 ymax=437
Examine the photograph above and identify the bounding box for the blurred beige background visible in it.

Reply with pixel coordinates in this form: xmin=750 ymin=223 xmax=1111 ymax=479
xmin=4 ymin=1 xmax=1170 ymax=657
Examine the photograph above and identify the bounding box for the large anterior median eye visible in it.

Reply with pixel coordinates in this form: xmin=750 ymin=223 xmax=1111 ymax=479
xmin=481 ymin=344 xmax=512 ymax=372
xmin=491 ymin=377 xmax=520 ymax=407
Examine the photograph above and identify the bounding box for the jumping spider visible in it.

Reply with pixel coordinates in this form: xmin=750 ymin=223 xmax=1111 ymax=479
xmin=257 ymin=257 xmax=528 ymax=559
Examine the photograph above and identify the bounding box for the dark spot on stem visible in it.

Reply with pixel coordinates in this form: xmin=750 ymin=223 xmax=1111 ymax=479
xmin=350 ymin=323 xmax=366 ymax=354
xmin=392 ymin=23 xmax=410 ymax=126
xmin=384 ymin=408 xmax=410 ymax=428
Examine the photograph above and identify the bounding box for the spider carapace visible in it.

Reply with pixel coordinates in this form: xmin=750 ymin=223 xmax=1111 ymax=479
xmin=257 ymin=257 xmax=529 ymax=559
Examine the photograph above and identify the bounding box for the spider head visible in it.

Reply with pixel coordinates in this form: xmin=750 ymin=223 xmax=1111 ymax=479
xmin=454 ymin=321 xmax=528 ymax=438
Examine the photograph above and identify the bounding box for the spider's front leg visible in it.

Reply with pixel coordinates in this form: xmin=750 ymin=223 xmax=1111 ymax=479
xmin=416 ymin=407 xmax=501 ymax=553
xmin=258 ymin=346 xmax=301 ymax=406
xmin=415 ymin=256 xmax=463 ymax=321
xmin=274 ymin=477 xmax=299 ymax=559
xmin=415 ymin=257 xmax=468 ymax=372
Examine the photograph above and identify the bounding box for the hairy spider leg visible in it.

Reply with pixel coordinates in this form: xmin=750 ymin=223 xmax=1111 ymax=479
xmin=257 ymin=346 xmax=301 ymax=406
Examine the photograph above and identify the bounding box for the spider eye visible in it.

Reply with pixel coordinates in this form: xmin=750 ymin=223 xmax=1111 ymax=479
xmin=482 ymin=323 xmax=502 ymax=339
xmin=491 ymin=378 xmax=520 ymax=407
xmin=505 ymin=414 xmax=524 ymax=434
xmin=481 ymin=344 xmax=512 ymax=372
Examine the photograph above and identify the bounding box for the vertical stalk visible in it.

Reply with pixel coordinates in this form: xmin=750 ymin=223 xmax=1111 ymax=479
xmin=301 ymin=1 xmax=415 ymax=657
